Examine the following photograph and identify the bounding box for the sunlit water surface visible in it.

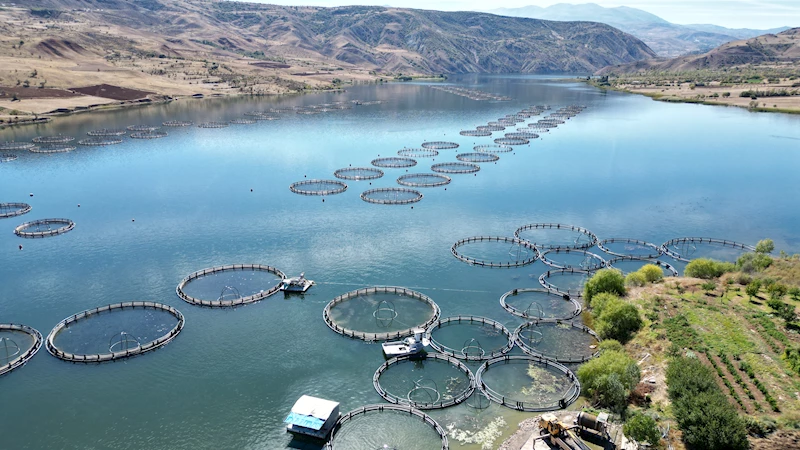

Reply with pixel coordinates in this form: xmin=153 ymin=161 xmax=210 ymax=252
xmin=1 ymin=75 xmax=799 ymax=449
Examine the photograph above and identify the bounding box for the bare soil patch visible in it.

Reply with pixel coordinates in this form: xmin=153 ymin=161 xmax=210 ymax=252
xmin=0 ymin=86 xmax=83 ymax=99
xmin=69 ymin=84 xmax=154 ymax=101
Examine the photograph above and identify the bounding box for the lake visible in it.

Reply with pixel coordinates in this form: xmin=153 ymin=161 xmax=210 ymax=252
xmin=1 ymin=74 xmax=799 ymax=449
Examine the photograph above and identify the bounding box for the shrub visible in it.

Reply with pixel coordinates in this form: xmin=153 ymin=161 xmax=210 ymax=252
xmin=746 ymin=280 xmax=762 ymax=299
xmin=625 ymin=271 xmax=647 ymax=287
xmin=737 ymin=252 xmax=773 ymax=272
xmin=783 ymin=346 xmax=800 ymax=376
xmin=755 ymin=239 xmax=775 ymax=254
xmin=684 ymin=258 xmax=735 ymax=279
xmin=667 ymin=356 xmax=748 ymax=450
xmin=598 ymin=339 xmax=624 ymax=353
xmin=623 ymin=412 xmax=661 ymax=446
xmin=701 ymin=281 xmax=716 ymax=292
xmin=595 ymin=298 xmax=643 ymax=343
xmin=639 ymin=264 xmax=664 ymax=283
xmin=767 ymin=283 xmax=788 ymax=299
xmin=744 ymin=416 xmax=777 ymax=437
xmin=591 ymin=292 xmax=621 ymax=316
xmin=584 ymin=268 xmax=626 ymax=305
xmin=578 ymin=349 xmax=640 ymax=413
xmin=767 ymin=298 xmax=796 ymax=323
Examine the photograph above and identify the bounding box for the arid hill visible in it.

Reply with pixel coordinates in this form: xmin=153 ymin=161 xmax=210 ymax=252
xmin=17 ymin=0 xmax=654 ymax=75
xmin=598 ymin=28 xmax=800 ymax=75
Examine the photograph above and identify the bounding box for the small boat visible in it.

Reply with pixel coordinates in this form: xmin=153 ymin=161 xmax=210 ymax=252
xmin=381 ymin=328 xmax=429 ymax=358
xmin=280 ymin=272 xmax=314 ymax=293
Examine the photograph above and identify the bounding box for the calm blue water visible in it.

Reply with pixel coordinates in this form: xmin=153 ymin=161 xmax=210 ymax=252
xmin=1 ymin=75 xmax=800 ymax=449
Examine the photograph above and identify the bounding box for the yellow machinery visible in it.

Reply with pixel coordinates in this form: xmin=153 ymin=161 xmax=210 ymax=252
xmin=537 ymin=413 xmax=592 ymax=450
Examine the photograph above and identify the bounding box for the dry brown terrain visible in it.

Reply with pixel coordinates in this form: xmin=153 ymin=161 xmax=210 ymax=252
xmin=0 ymin=4 xmax=380 ymax=121
xmin=613 ymin=78 xmax=800 ymax=113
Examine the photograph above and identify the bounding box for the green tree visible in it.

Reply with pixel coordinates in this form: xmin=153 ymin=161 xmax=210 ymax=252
xmin=577 ymin=349 xmax=640 ymax=413
xmin=584 ymin=268 xmax=626 ymax=306
xmin=745 ymin=280 xmax=761 ymax=299
xmin=639 ymin=264 xmax=664 ymax=283
xmin=755 ymin=239 xmax=775 ymax=254
xmin=595 ymin=297 xmax=643 ymax=343
xmin=684 ymin=258 xmax=734 ymax=279
xmin=737 ymin=252 xmax=773 ymax=272
xmin=623 ymin=413 xmax=661 ymax=448
xmin=767 ymin=283 xmax=788 ymax=300
xmin=789 ymin=287 xmax=800 ymax=301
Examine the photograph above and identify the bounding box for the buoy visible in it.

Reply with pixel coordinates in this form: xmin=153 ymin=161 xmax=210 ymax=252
xmin=132 ymin=219 xmax=135 ymax=222
xmin=78 ymin=204 xmax=81 ymax=207
xmin=19 ymin=245 xmax=23 ymax=250
xmin=29 ymin=193 xmax=33 ymax=197
xmin=322 ymin=198 xmax=325 ymax=202
xmin=250 ymin=188 xmax=253 ymax=192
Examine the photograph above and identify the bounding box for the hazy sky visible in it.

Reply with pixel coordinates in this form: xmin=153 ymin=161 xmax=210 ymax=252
xmin=252 ymin=0 xmax=799 ymax=29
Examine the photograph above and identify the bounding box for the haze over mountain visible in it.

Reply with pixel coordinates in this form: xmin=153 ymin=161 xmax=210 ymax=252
xmin=487 ymin=3 xmax=790 ymax=57
xmin=17 ymin=0 xmax=654 ymax=75
xmin=598 ymin=27 xmax=800 ymax=74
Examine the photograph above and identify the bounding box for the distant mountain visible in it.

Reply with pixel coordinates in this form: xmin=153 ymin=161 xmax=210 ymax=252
xmin=21 ymin=0 xmax=656 ymax=75
xmin=487 ymin=3 xmax=791 ymax=57
xmin=598 ymin=27 xmax=800 ymax=74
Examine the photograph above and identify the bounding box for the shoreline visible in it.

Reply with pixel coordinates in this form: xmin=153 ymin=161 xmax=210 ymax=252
xmin=582 ymin=79 xmax=800 ymax=115
xmin=0 ymin=87 xmax=353 ymax=130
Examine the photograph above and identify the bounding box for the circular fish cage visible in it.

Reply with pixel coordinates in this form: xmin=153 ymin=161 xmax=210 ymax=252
xmin=398 ymin=148 xmax=438 ymax=158
xmin=30 ymin=144 xmax=76 ymax=153
xmin=0 ymin=202 xmax=32 ymax=219
xmin=597 ymin=238 xmax=663 ymax=259
xmin=514 ymin=223 xmax=598 ymax=250
xmin=334 ymin=167 xmax=384 ymax=181
xmin=431 ymin=162 xmax=480 ymax=174
xmin=459 ymin=130 xmax=492 ymax=137
xmin=477 ymin=125 xmax=504 ymax=132
xmin=427 ymin=316 xmax=514 ymax=361
xmin=361 ymin=188 xmax=423 ymax=205
xmin=0 ymin=324 xmax=43 ymax=376
xmin=494 ymin=138 xmax=528 ymax=145
xmin=486 ymin=122 xmax=507 ymax=129
xmin=176 ymin=264 xmax=286 ymax=307
xmin=397 ymin=173 xmax=451 ymax=188
xmin=0 ymin=142 xmax=35 ymax=151
xmin=476 ymin=355 xmax=581 ymax=412
xmin=78 ymin=137 xmax=123 ymax=146
xmin=514 ymin=320 xmax=600 ymax=363
xmin=539 ymin=268 xmax=590 ymax=298
xmin=500 ymin=288 xmax=582 ymax=321
xmin=373 ymin=353 xmax=475 ymax=409
xmin=32 ymin=135 xmax=74 ymax=144
xmin=198 ymin=122 xmax=229 ymax=129
xmin=290 ymin=179 xmax=348 ymax=196
xmin=130 ymin=131 xmax=168 ymax=139
xmin=474 ymin=144 xmax=512 ymax=153
xmin=87 ymin=129 xmax=126 ymax=136
xmin=127 ymin=125 xmax=160 ymax=132
xmin=527 ymin=123 xmax=550 ymax=131
xmin=162 ymin=120 xmax=194 ymax=127
xmin=325 ymin=404 xmax=448 ymax=450
xmin=451 ymin=236 xmax=539 ymax=268
xmin=1 ymin=153 xmax=17 ymax=162
xmin=606 ymin=256 xmax=679 ymax=277
xmin=661 ymin=237 xmax=755 ymax=263
xmin=371 ymin=157 xmax=417 ymax=168
xmin=323 ymin=286 xmax=440 ymax=341
xmin=421 ymin=141 xmax=459 ymax=150
xmin=540 ymin=248 xmax=607 ymax=271
xmin=456 ymin=152 xmax=499 ymax=163
xmin=46 ymin=301 xmax=184 ymax=363
xmin=229 ymin=118 xmax=257 ymax=125
xmin=505 ymin=132 xmax=539 ymax=140
xmin=14 ymin=218 xmax=74 ymax=238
